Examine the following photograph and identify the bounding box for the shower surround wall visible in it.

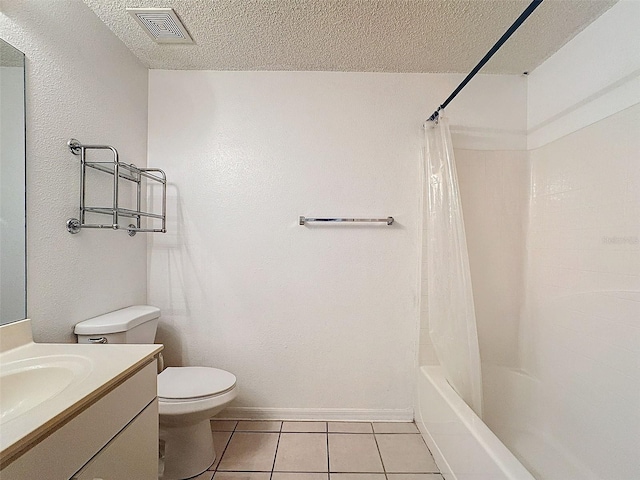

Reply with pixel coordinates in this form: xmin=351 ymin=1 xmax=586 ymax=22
xmin=519 ymin=104 xmax=639 ymax=479
xmin=516 ymin=4 xmax=639 ymax=477
xmin=454 ymin=149 xmax=529 ymax=369
xmin=0 ymin=0 xmax=148 ymax=339
xmin=446 ymin=3 xmax=640 ymax=478
xmin=147 ymin=71 xmax=526 ymax=418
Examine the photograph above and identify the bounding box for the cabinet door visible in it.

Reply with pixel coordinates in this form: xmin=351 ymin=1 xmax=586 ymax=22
xmin=72 ymin=400 xmax=158 ymax=480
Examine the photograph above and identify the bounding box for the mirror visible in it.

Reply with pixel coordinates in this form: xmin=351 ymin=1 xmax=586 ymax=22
xmin=0 ymin=39 xmax=26 ymax=324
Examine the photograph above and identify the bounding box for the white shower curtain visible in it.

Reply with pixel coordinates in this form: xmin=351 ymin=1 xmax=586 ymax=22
xmin=423 ymin=115 xmax=483 ymax=416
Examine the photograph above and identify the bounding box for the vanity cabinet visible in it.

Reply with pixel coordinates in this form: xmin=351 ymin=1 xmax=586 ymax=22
xmin=72 ymin=400 xmax=157 ymax=480
xmin=1 ymin=360 xmax=158 ymax=480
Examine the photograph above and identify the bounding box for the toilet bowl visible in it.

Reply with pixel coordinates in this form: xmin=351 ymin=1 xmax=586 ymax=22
xmin=75 ymin=305 xmax=237 ymax=480
xmin=158 ymin=367 xmax=237 ymax=479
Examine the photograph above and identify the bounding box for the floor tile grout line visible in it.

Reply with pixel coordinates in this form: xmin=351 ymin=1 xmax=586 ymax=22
xmin=414 ymin=422 xmax=442 ymax=475
xmin=371 ymin=422 xmax=389 ymax=480
xmin=326 ymin=422 xmax=330 ymax=475
xmin=210 ymin=419 xmax=237 ymax=473
xmin=215 ymin=432 xmax=233 ymax=468
xmin=268 ymin=422 xmax=283 ymax=479
xmin=216 ymin=470 xmax=274 ymax=472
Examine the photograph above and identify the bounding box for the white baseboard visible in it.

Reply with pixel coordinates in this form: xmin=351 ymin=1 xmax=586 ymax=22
xmin=215 ymin=407 xmax=414 ymax=422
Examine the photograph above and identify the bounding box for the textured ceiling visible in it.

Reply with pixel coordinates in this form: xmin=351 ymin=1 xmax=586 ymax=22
xmin=83 ymin=0 xmax=617 ymax=74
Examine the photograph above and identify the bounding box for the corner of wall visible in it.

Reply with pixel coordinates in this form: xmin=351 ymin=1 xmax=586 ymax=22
xmin=526 ymin=0 xmax=640 ymax=150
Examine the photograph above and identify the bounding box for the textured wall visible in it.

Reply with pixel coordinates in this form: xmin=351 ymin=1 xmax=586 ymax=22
xmin=0 ymin=0 xmax=149 ymax=341
xmin=147 ymin=70 xmax=526 ymax=418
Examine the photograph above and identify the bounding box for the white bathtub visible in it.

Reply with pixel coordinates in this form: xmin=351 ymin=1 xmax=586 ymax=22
xmin=416 ymin=366 xmax=535 ymax=480
xmin=481 ymin=365 xmax=601 ymax=480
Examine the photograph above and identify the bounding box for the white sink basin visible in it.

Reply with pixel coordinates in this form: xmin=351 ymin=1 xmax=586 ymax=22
xmin=0 ymin=355 xmax=93 ymax=425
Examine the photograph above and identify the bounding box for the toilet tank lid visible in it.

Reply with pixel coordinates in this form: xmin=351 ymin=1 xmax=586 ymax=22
xmin=74 ymin=305 xmax=160 ymax=335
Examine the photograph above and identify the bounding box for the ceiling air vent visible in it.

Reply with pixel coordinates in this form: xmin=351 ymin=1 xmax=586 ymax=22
xmin=126 ymin=8 xmax=193 ymax=44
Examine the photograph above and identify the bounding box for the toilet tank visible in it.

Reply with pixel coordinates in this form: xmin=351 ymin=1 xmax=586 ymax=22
xmin=75 ymin=305 xmax=160 ymax=344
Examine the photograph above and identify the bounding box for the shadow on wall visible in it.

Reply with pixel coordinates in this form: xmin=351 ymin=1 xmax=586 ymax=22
xmin=156 ymin=322 xmax=183 ymax=367
xmin=148 ymin=182 xmax=206 ymax=369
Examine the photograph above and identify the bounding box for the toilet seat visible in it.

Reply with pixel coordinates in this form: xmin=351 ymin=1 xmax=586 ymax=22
xmin=158 ymin=366 xmax=236 ymax=401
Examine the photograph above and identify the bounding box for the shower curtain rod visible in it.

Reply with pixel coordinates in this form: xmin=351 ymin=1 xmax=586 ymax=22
xmin=427 ymin=0 xmax=544 ymax=122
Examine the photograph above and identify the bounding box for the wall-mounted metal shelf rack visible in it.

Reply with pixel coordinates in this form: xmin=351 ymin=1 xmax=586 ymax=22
xmin=66 ymin=138 xmax=167 ymax=236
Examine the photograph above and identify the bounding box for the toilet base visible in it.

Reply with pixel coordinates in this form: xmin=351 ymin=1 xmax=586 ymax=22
xmin=160 ymin=419 xmax=215 ymax=480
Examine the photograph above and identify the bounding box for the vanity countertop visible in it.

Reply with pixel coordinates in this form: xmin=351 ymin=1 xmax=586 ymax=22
xmin=0 ymin=319 xmax=162 ymax=467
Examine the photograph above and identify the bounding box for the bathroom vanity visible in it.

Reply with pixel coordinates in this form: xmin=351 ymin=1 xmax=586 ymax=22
xmin=0 ymin=319 xmax=163 ymax=479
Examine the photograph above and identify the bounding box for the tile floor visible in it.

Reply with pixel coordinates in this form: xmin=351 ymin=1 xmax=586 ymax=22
xmin=191 ymin=421 xmax=443 ymax=480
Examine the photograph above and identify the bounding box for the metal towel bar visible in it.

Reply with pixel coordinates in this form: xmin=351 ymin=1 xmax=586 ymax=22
xmin=299 ymin=216 xmax=394 ymax=225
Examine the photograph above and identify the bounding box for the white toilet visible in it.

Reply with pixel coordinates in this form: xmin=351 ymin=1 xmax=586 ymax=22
xmin=75 ymin=305 xmax=237 ymax=480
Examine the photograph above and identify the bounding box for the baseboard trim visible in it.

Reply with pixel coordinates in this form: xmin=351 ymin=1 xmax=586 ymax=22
xmin=216 ymin=407 xmax=414 ymax=422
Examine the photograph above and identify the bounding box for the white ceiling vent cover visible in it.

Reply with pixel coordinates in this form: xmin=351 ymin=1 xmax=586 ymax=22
xmin=127 ymin=8 xmax=193 ymax=44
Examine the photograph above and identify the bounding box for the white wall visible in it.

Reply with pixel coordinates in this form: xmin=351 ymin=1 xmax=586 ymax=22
xmin=0 ymin=0 xmax=149 ymax=341
xmin=148 ymin=70 xmax=526 ymax=418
